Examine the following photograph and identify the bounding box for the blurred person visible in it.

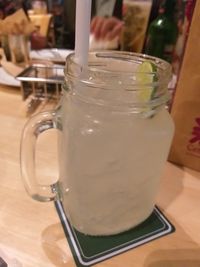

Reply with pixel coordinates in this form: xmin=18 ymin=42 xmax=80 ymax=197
xmin=61 ymin=0 xmax=123 ymax=49
xmin=91 ymin=0 xmax=123 ymax=41
xmin=90 ymin=16 xmax=124 ymax=41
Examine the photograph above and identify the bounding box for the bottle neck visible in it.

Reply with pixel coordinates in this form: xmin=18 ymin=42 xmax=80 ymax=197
xmin=161 ymin=0 xmax=176 ymax=17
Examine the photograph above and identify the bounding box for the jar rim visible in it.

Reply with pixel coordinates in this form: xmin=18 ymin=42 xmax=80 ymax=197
xmin=64 ymin=51 xmax=172 ymax=110
xmin=65 ymin=51 xmax=171 ymax=79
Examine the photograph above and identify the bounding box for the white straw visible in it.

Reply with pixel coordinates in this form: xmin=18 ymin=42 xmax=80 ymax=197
xmin=75 ymin=0 xmax=92 ymax=66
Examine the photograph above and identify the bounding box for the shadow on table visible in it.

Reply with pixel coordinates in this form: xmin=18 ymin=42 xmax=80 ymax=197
xmin=184 ymin=167 xmax=200 ymax=180
xmin=144 ymin=219 xmax=200 ymax=267
xmin=144 ymin=248 xmax=200 ymax=267
xmin=42 ymin=219 xmax=200 ymax=267
xmin=157 ymin=162 xmax=185 ymax=210
xmin=42 ymin=223 xmax=75 ymax=267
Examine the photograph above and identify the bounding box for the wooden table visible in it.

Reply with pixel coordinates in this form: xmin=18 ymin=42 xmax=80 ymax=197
xmin=0 ymin=85 xmax=200 ymax=267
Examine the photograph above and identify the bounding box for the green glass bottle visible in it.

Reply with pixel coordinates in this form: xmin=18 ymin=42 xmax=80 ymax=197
xmin=145 ymin=0 xmax=178 ymax=63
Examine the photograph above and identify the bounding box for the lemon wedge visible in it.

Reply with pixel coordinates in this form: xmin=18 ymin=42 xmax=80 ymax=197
xmin=136 ymin=61 xmax=157 ymax=102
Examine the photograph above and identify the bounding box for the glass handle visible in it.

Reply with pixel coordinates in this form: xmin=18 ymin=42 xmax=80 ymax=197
xmin=20 ymin=111 xmax=59 ymax=202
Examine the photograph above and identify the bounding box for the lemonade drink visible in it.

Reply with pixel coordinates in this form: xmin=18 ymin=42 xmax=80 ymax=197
xmin=58 ymin=52 xmax=174 ymax=235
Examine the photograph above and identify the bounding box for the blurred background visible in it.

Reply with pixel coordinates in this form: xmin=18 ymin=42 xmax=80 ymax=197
xmin=0 ymin=0 xmax=196 ymax=113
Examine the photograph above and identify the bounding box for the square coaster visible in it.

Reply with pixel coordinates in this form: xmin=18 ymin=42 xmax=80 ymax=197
xmin=55 ymin=201 xmax=175 ymax=267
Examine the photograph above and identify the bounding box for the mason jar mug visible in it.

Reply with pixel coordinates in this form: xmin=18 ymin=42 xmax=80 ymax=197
xmin=20 ymin=51 xmax=174 ymax=236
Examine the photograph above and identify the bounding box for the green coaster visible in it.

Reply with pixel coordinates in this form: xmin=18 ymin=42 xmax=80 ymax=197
xmin=55 ymin=201 xmax=175 ymax=267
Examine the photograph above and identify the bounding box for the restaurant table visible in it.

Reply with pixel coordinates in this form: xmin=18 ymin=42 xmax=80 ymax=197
xmin=0 ymin=84 xmax=200 ymax=267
